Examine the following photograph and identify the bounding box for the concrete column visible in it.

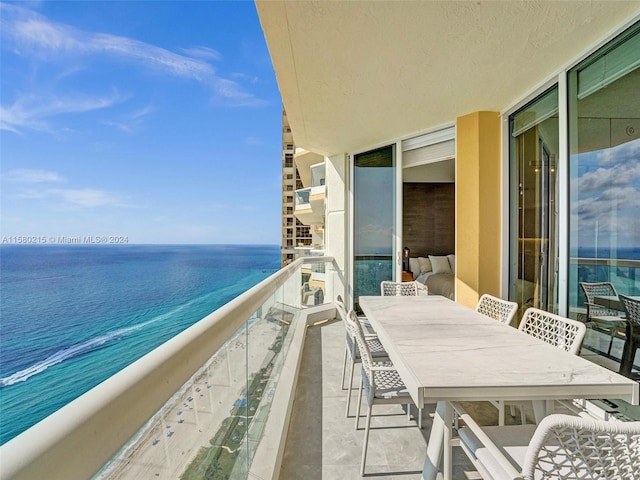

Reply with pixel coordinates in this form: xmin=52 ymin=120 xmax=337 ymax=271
xmin=325 ymin=153 xmax=348 ymax=302
xmin=455 ymin=111 xmax=502 ymax=308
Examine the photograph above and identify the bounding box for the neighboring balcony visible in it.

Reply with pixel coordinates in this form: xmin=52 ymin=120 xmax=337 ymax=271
xmin=293 ymin=174 xmax=325 ymax=227
xmin=293 ymin=187 xmax=324 ymax=225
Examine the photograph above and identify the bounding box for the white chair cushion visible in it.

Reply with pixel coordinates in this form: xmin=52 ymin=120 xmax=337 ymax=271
xmin=459 ymin=424 xmax=537 ymax=480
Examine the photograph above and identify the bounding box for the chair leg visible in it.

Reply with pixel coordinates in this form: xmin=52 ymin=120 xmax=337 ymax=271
xmin=520 ymin=405 xmax=526 ymax=424
xmin=418 ymin=407 xmax=423 ymax=429
xmin=341 ymin=346 xmax=348 ymax=389
xmin=355 ymin=376 xmax=364 ymax=430
xmin=345 ymin=357 xmax=355 ymax=417
xmin=360 ymin=403 xmax=373 ymax=476
xmin=607 ymin=328 xmax=616 ymax=356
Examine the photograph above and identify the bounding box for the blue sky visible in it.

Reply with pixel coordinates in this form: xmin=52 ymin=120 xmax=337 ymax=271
xmin=1 ymin=1 xmax=282 ymax=245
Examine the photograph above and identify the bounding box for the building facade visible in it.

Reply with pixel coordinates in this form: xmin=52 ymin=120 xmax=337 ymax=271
xmin=259 ymin=1 xmax=640 ymax=318
xmin=280 ymin=108 xmax=312 ymax=266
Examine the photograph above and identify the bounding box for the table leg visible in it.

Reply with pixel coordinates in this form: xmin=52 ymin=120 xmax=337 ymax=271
xmin=532 ymin=399 xmax=555 ymax=423
xmin=443 ymin=401 xmax=453 ymax=479
xmin=422 ymin=401 xmax=452 ymax=480
xmin=619 ymin=324 xmax=634 ymax=377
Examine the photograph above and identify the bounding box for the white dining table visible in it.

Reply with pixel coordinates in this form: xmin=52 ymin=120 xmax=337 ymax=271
xmin=359 ymin=295 xmax=639 ymax=480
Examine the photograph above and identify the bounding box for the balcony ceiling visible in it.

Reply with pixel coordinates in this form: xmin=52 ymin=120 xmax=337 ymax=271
xmin=256 ymin=1 xmax=640 ymax=156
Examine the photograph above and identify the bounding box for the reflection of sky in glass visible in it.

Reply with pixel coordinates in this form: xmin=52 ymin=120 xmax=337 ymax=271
xmin=571 ymin=137 xmax=640 ymax=249
xmin=355 ymin=166 xmax=393 ymax=254
xmin=355 ymin=161 xmax=393 ymax=255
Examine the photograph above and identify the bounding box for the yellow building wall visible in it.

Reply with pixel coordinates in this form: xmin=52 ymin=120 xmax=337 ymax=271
xmin=455 ymin=111 xmax=502 ymax=308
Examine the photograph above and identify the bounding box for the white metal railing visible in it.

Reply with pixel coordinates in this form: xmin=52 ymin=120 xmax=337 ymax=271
xmin=0 ymin=256 xmax=336 ymax=480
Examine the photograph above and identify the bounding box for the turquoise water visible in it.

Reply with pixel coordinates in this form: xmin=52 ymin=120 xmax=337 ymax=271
xmin=0 ymin=245 xmax=280 ymax=445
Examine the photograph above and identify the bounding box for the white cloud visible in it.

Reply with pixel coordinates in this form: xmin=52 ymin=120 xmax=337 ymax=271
xmin=245 ymin=136 xmax=263 ymax=146
xmin=181 ymin=46 xmax=222 ymax=61
xmin=0 ymin=3 xmax=265 ymax=109
xmin=572 ymin=139 xmax=640 ymax=247
xmin=50 ymin=188 xmax=124 ymax=207
xmin=4 ymin=168 xmax=66 ymax=183
xmin=101 ymin=104 xmax=155 ymax=134
xmin=17 ymin=187 xmax=129 ymax=208
xmin=232 ymin=72 xmax=259 ymax=84
xmin=577 ymin=162 xmax=640 ymax=194
xmin=1 ymin=91 xmax=126 ymax=133
xmin=596 ymin=138 xmax=640 ymax=166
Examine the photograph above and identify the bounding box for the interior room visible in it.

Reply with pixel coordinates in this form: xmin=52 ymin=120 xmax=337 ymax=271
xmin=403 ymin=157 xmax=456 ymax=298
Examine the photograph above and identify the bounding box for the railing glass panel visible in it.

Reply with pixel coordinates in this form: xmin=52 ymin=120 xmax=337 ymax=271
xmin=310 ymin=163 xmax=325 ymax=187
xmin=294 ymin=188 xmax=311 ymax=207
xmin=98 ymin=299 xmax=296 ymax=479
xmin=1 ymin=258 xmax=335 ymax=480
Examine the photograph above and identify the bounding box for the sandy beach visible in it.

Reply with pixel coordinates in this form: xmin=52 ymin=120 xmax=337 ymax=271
xmin=98 ymin=316 xmax=287 ymax=479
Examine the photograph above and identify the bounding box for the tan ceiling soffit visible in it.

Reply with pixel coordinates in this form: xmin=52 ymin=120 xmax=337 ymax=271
xmin=256 ymin=1 xmax=640 ymax=156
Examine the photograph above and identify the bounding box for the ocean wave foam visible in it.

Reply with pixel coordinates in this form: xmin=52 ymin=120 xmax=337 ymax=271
xmin=0 ymin=294 xmax=215 ymax=388
xmin=0 ymin=324 xmax=144 ymax=387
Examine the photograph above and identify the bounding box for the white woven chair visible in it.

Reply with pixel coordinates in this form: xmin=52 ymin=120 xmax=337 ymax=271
xmin=476 ymin=293 xmax=519 ymax=326
xmin=336 ymin=297 xmax=389 ymax=417
xmin=492 ymin=308 xmax=587 ymax=425
xmin=519 ymin=307 xmax=586 ymax=355
xmin=580 ymin=282 xmax=627 ymax=355
xmin=350 ymin=309 xmax=420 ymax=475
xmin=456 ymin=405 xmax=640 ymax=480
xmin=380 ymin=280 xmax=419 ymax=296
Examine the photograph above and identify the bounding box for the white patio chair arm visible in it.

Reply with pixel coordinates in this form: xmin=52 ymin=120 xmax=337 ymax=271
xmin=452 ymin=402 xmax=524 ymax=480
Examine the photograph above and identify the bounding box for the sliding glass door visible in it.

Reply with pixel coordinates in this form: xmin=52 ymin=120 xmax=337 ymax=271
xmin=509 ymin=87 xmax=560 ymax=316
xmin=353 ymin=144 xmax=397 ymax=309
xmin=568 ymin=24 xmax=640 ymax=317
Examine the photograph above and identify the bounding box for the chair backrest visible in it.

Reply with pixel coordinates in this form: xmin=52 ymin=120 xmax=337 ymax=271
xmin=620 ymin=294 xmax=640 ymax=332
xmin=380 ymin=281 xmax=418 ymax=296
xmin=349 ymin=309 xmax=379 ymax=403
xmin=349 ymin=310 xmax=373 ymax=370
xmin=519 ymin=308 xmax=586 ymax=355
xmin=335 ymin=295 xmax=348 ymax=321
xmin=522 ymin=414 xmax=640 ymax=480
xmin=476 ymin=294 xmax=519 ymax=325
xmin=579 ymin=282 xmax=619 ymax=318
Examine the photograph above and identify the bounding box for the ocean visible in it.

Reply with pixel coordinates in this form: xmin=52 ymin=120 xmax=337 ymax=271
xmin=0 ymin=244 xmax=280 ymax=445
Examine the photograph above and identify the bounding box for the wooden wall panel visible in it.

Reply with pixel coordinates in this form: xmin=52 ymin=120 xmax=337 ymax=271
xmin=403 ymin=183 xmax=455 ymax=258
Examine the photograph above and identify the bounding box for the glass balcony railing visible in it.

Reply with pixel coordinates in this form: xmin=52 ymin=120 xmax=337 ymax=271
xmin=310 ymin=163 xmax=325 ymax=188
xmin=294 ymin=188 xmax=311 ymax=208
xmin=1 ymin=257 xmax=338 ymax=480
